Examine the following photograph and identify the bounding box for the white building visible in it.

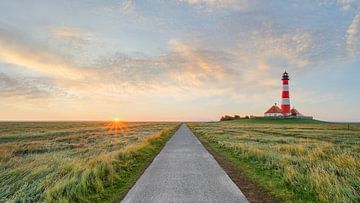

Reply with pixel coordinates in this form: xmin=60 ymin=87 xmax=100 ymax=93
xmin=264 ymin=104 xmax=284 ymax=117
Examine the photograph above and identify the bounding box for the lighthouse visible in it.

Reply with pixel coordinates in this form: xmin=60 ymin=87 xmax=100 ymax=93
xmin=264 ymin=71 xmax=312 ymax=119
xmin=281 ymin=71 xmax=291 ymax=115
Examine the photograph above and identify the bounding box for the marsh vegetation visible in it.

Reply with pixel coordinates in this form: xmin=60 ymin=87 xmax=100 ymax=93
xmin=0 ymin=122 xmax=179 ymax=202
xmin=189 ymin=120 xmax=360 ymax=202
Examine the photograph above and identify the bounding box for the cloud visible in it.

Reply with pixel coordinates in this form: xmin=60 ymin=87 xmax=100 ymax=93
xmin=52 ymin=27 xmax=83 ymax=39
xmin=0 ymin=7 xmax=347 ymax=119
xmin=51 ymin=26 xmax=94 ymax=52
xmin=120 ymin=0 xmax=138 ymax=15
xmin=94 ymin=39 xmax=237 ymax=95
xmin=249 ymin=31 xmax=313 ymax=67
xmin=0 ymin=26 xmax=238 ymax=102
xmin=346 ymin=11 xmax=360 ymax=56
xmin=178 ymin=0 xmax=249 ymax=11
xmin=93 ymin=32 xmax=313 ymax=103
xmin=228 ymin=28 xmax=317 ymax=79
xmin=0 ymin=20 xmax=325 ymax=105
xmin=0 ymin=72 xmax=64 ymax=100
xmin=167 ymin=39 xmax=234 ymax=83
xmin=0 ymin=30 xmax=97 ymax=80
xmin=97 ymin=0 xmax=146 ymax=23
xmin=338 ymin=0 xmax=360 ymax=10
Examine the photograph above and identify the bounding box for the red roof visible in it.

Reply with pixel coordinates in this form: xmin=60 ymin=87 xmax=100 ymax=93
xmin=290 ymin=108 xmax=302 ymax=116
xmin=264 ymin=105 xmax=284 ymax=114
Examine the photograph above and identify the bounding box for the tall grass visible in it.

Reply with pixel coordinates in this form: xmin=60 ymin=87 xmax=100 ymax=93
xmin=189 ymin=121 xmax=360 ymax=202
xmin=0 ymin=122 xmax=179 ymax=202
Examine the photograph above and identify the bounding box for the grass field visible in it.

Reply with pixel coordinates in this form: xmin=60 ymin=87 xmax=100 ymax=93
xmin=189 ymin=119 xmax=360 ymax=202
xmin=0 ymin=122 xmax=179 ymax=202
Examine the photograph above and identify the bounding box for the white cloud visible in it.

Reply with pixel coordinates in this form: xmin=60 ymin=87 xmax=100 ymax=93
xmin=346 ymin=11 xmax=360 ymax=56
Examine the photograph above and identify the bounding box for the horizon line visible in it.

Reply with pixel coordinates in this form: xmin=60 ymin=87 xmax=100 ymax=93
xmin=0 ymin=119 xmax=359 ymax=123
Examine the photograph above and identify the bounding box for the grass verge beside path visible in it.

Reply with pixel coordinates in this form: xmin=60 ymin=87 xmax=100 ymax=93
xmin=46 ymin=124 xmax=180 ymax=203
xmin=195 ymin=133 xmax=293 ymax=202
xmin=198 ymin=135 xmax=280 ymax=203
xmin=189 ymin=121 xmax=360 ymax=203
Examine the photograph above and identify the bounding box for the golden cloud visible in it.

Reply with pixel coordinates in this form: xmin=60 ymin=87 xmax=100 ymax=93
xmin=52 ymin=27 xmax=83 ymax=39
xmin=0 ymin=35 xmax=96 ymax=80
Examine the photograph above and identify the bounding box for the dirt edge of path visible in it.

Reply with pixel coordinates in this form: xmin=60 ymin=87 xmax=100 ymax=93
xmin=199 ymin=139 xmax=280 ymax=203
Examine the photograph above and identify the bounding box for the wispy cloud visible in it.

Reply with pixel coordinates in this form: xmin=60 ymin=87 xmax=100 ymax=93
xmin=0 ymin=72 xmax=72 ymax=101
xmin=0 ymin=30 xmax=96 ymax=80
xmin=178 ymin=0 xmax=249 ymax=11
xmin=346 ymin=11 xmax=360 ymax=56
xmin=0 ymin=26 xmax=236 ymax=103
xmin=120 ymin=0 xmax=138 ymax=16
xmin=0 ymin=24 xmax=325 ymax=103
xmin=94 ymin=39 xmax=237 ymax=95
xmin=0 ymin=73 xmax=46 ymax=99
xmin=338 ymin=0 xmax=360 ymax=10
xmin=167 ymin=39 xmax=233 ymax=84
xmin=51 ymin=26 xmax=94 ymax=52
xmin=52 ymin=27 xmax=83 ymax=39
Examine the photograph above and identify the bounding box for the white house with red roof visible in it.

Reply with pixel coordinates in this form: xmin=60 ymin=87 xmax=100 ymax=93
xmin=264 ymin=104 xmax=284 ymax=117
xmin=264 ymin=104 xmax=304 ymax=117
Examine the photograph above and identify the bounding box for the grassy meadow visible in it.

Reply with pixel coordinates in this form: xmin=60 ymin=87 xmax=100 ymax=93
xmin=189 ymin=119 xmax=360 ymax=202
xmin=0 ymin=122 xmax=179 ymax=202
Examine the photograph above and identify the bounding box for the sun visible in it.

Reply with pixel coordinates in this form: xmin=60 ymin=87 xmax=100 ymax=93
xmin=105 ymin=118 xmax=128 ymax=143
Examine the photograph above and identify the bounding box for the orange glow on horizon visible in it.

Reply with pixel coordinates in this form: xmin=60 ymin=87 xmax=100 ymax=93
xmin=105 ymin=119 xmax=128 ymax=143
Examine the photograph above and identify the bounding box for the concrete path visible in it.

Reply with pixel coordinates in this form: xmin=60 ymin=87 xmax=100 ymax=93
xmin=122 ymin=124 xmax=248 ymax=203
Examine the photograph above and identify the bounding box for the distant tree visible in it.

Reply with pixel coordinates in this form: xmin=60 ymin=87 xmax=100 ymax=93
xmin=234 ymin=115 xmax=241 ymax=119
xmin=244 ymin=115 xmax=250 ymax=119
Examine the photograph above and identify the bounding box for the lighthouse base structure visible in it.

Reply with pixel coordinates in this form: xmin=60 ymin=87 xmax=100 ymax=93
xmin=257 ymin=116 xmax=314 ymax=120
xmin=281 ymin=105 xmax=291 ymax=116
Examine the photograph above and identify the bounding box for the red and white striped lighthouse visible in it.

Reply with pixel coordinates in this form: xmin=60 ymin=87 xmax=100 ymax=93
xmin=281 ymin=71 xmax=290 ymax=116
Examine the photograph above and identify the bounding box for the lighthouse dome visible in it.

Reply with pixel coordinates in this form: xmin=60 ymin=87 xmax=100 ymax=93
xmin=282 ymin=71 xmax=289 ymax=80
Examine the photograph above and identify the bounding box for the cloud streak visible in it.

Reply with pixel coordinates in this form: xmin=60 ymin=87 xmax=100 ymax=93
xmin=178 ymin=0 xmax=249 ymax=10
xmin=346 ymin=11 xmax=360 ymax=56
xmin=338 ymin=0 xmax=360 ymax=10
xmin=52 ymin=27 xmax=83 ymax=39
xmin=0 ymin=29 xmax=98 ymax=80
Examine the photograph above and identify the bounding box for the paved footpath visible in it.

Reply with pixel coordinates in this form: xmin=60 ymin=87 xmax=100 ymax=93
xmin=122 ymin=124 xmax=248 ymax=203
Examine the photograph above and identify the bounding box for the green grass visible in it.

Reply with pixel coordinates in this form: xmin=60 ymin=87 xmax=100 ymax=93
xmin=223 ymin=118 xmax=326 ymax=124
xmin=188 ymin=121 xmax=360 ymax=203
xmin=0 ymin=122 xmax=179 ymax=202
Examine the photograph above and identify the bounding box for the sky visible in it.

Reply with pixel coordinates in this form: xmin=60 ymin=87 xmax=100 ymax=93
xmin=0 ymin=0 xmax=360 ymax=122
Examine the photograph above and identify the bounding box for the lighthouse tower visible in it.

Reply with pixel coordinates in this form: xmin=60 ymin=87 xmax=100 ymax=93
xmin=281 ymin=71 xmax=291 ymax=116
